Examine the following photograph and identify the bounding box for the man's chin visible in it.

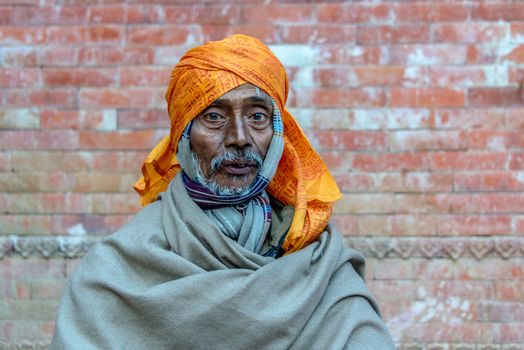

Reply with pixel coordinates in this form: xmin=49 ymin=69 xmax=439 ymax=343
xmin=210 ymin=174 xmax=257 ymax=196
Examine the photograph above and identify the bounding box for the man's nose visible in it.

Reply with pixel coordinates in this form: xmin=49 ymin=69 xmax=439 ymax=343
xmin=225 ymin=115 xmax=250 ymax=148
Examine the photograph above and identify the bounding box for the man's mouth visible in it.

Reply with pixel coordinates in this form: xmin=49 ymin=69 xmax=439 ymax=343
xmin=220 ymin=159 xmax=257 ymax=175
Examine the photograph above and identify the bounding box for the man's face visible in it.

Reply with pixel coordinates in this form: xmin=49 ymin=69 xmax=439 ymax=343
xmin=190 ymin=83 xmax=274 ymax=193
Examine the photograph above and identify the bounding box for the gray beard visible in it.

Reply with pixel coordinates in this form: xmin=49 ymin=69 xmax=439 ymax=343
xmin=189 ymin=151 xmax=253 ymax=196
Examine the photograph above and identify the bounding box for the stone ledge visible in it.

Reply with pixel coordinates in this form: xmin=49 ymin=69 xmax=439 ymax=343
xmin=344 ymin=236 xmax=524 ymax=260
xmin=1 ymin=235 xmax=523 ymax=260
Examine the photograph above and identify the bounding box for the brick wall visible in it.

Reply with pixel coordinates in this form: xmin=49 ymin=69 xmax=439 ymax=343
xmin=1 ymin=0 xmax=524 ymax=348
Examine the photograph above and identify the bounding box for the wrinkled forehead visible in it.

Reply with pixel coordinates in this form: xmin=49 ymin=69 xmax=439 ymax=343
xmin=204 ymin=83 xmax=274 ymax=111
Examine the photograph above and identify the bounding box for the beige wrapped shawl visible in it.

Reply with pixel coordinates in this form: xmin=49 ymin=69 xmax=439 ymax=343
xmin=51 ymin=174 xmax=395 ymax=349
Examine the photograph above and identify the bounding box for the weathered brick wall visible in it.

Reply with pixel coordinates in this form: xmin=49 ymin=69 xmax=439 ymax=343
xmin=1 ymin=1 xmax=524 ymax=348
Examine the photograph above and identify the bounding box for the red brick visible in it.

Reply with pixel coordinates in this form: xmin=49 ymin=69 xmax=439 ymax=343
xmin=30 ymin=279 xmax=65 ymax=300
xmin=0 ymin=108 xmax=39 ymax=129
xmin=281 ymin=25 xmax=355 ymax=44
xmin=478 ymin=302 xmax=524 ymax=322
xmin=0 ymin=47 xmax=39 ymax=67
xmin=431 ymin=152 xmax=508 ymax=171
xmin=0 ymin=68 xmax=41 ymax=87
xmin=0 ymin=153 xmax=10 ymax=171
xmin=9 ymin=5 xmax=86 ymax=25
xmin=388 ymin=44 xmax=467 ymax=65
xmin=51 ymin=214 xmax=131 ymax=235
xmin=472 ymin=2 xmax=524 ymax=21
xmin=333 ymin=173 xmax=375 ymax=192
xmin=391 ymin=214 xmax=437 ymax=236
xmin=331 ymin=214 xmax=358 ymax=236
xmin=431 ymin=109 xmax=506 ymax=130
xmin=434 ymin=23 xmax=508 ymax=44
xmin=356 ymin=215 xmax=391 ymax=236
xmin=390 ymin=130 xmax=467 ymax=151
xmin=120 ymin=66 xmax=171 ymax=87
xmin=127 ymin=25 xmax=199 ymax=45
xmin=1 ymin=258 xmax=65 ymax=279
xmin=495 ymin=281 xmax=524 ymax=301
xmin=369 ymin=280 xmax=493 ymax=302
xmin=388 ymin=322 xmax=495 ymax=342
xmin=512 ymin=23 xmax=524 ymax=41
xmin=43 ymin=68 xmax=118 ymax=87
xmin=455 ymin=172 xmax=524 ymax=191
xmin=357 ymin=24 xmax=429 ymax=45
xmin=90 ymin=193 xmax=141 ymax=214
xmin=311 ymin=130 xmax=387 ymax=151
xmin=0 ymin=7 xmax=12 ymax=25
xmin=509 ymin=152 xmax=524 ymax=170
xmin=5 ymin=193 xmax=139 ymax=214
xmin=467 ymin=43 xmax=524 ymax=65
xmin=468 ymin=131 xmax=520 ymax=150
xmin=429 ymin=66 xmax=495 ymax=87
xmin=0 ymin=215 xmax=53 ymax=235
xmin=118 ymin=109 xmax=167 ymax=129
xmin=164 ymin=5 xmax=241 ymax=25
xmin=37 ymin=47 xmax=78 ymax=67
xmin=79 ymin=130 xmax=156 ymax=150
xmin=509 ymin=66 xmax=524 ymax=84
xmin=0 ymin=171 xmax=73 ymax=193
xmin=317 ymin=45 xmax=384 ymax=65
xmin=10 ymin=152 xmax=90 ymax=172
xmin=495 ymin=323 xmax=524 ymax=342
xmin=72 ymin=172 xmax=138 ymax=192
xmin=318 ymin=3 xmax=392 ymax=23
xmin=292 ymin=88 xmax=386 ymax=108
xmin=0 ymin=131 xmax=78 ymax=150
xmin=90 ymin=151 xmax=148 ymax=171
xmin=88 ymin=5 xmax=127 ymax=23
xmin=394 ymin=194 xmax=450 ymax=214
xmin=241 ymin=4 xmax=312 ymax=24
xmin=437 ymin=215 xmax=512 ymax=236
xmin=311 ymin=66 xmax=425 ymax=87
xmin=79 ymin=88 xmax=157 ymax=108
xmin=393 ymin=2 xmax=469 ymax=21
xmin=389 ymin=88 xmax=466 ymax=107
xmin=208 ymin=25 xmax=279 ymax=44
xmin=79 ymin=47 xmax=154 ymax=66
xmin=334 ymin=193 xmax=395 ymax=214
xmin=0 ymin=27 xmax=46 ymax=45
xmin=504 ymin=45 xmax=524 ymax=64
xmin=40 ymin=109 xmax=116 ymax=130
xmin=352 ymin=153 xmax=429 ymax=172
xmin=336 ymin=172 xmax=451 ymax=193
xmin=469 ymin=87 xmax=524 ymax=107
xmin=372 ymin=259 xmax=455 ymax=280
xmin=45 ymin=26 xmax=124 ymax=45
xmin=450 ymin=193 xmax=524 ymax=214
xmin=126 ymin=4 xmax=164 ymax=23
xmin=5 ymin=89 xmax=77 ymax=108
xmin=316 ymin=150 xmax=352 ymax=173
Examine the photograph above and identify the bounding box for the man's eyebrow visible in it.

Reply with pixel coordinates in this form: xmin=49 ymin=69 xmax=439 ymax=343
xmin=207 ymin=95 xmax=273 ymax=108
xmin=245 ymin=95 xmax=272 ymax=107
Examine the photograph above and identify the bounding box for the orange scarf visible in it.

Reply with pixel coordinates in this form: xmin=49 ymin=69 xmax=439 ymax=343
xmin=134 ymin=34 xmax=341 ymax=253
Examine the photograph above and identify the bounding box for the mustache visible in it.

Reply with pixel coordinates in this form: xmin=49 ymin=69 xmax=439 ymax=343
xmin=210 ymin=149 xmax=263 ymax=173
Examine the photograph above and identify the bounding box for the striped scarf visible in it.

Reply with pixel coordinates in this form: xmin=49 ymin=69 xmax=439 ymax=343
xmin=176 ymin=101 xmax=284 ymax=254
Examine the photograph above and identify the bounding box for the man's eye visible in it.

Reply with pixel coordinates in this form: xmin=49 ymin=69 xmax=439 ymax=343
xmin=205 ymin=112 xmax=223 ymax=121
xmin=250 ymin=113 xmax=268 ymax=122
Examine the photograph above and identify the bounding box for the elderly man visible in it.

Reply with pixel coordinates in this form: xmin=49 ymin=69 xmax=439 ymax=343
xmin=51 ymin=35 xmax=395 ymax=349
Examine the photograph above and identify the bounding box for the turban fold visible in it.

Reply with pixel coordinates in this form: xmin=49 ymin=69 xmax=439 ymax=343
xmin=133 ymin=34 xmax=341 ymax=253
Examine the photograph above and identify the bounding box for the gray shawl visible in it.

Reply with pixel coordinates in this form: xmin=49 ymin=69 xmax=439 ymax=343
xmin=51 ymin=174 xmax=395 ymax=349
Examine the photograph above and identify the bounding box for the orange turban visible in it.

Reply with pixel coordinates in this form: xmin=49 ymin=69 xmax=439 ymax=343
xmin=134 ymin=34 xmax=341 ymax=253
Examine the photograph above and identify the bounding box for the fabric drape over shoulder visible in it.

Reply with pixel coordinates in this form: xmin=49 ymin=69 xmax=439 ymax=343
xmin=133 ymin=34 xmax=341 ymax=253
xmin=52 ymin=175 xmax=395 ymax=350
